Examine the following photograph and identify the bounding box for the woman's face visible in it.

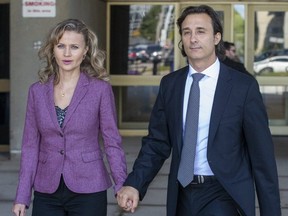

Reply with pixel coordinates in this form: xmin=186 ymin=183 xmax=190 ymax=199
xmin=54 ymin=31 xmax=88 ymax=74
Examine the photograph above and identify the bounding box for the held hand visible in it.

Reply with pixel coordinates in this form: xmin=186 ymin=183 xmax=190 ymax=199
xmin=117 ymin=186 xmax=139 ymax=213
xmin=12 ymin=203 xmax=26 ymax=216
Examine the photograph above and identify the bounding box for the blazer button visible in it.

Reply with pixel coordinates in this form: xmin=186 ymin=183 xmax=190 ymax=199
xmin=60 ymin=150 xmax=64 ymax=155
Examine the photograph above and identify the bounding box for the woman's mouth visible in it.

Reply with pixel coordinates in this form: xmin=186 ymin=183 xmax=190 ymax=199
xmin=63 ymin=60 xmax=72 ymax=65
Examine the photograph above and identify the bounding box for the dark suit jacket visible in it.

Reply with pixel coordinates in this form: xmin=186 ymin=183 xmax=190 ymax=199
xmin=15 ymin=72 xmax=127 ymax=207
xmin=222 ymin=57 xmax=252 ymax=76
xmin=124 ymin=63 xmax=281 ymax=216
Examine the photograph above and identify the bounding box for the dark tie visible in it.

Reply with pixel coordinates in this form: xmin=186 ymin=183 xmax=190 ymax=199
xmin=178 ymin=73 xmax=205 ymax=187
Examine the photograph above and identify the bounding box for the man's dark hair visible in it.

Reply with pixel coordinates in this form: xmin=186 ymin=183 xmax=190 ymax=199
xmin=176 ymin=5 xmax=225 ymax=60
xmin=223 ymin=41 xmax=235 ymax=51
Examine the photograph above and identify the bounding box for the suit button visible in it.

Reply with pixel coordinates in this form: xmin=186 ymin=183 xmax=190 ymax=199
xmin=60 ymin=150 xmax=64 ymax=155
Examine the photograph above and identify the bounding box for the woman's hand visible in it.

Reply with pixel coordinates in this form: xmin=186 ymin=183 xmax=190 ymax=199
xmin=12 ymin=203 xmax=26 ymax=216
xmin=117 ymin=186 xmax=139 ymax=213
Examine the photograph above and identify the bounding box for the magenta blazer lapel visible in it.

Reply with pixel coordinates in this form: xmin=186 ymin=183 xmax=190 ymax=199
xmin=44 ymin=77 xmax=61 ymax=131
xmin=62 ymin=73 xmax=88 ymax=129
xmin=42 ymin=73 xmax=89 ymax=130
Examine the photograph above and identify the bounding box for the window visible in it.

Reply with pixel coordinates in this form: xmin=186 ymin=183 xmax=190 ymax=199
xmin=254 ymin=10 xmax=288 ymax=76
xmin=0 ymin=3 xmax=9 ymax=149
xmin=109 ymin=4 xmax=175 ymax=76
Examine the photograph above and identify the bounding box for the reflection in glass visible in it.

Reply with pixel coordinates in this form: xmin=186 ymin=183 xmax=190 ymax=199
xmin=0 ymin=93 xmax=9 ymax=144
xmin=233 ymin=4 xmax=245 ymax=63
xmin=254 ymin=11 xmax=288 ymax=76
xmin=123 ymin=86 xmax=158 ymax=122
xmin=110 ymin=4 xmax=175 ymax=76
xmin=260 ymin=85 xmax=288 ymax=126
xmin=0 ymin=4 xmax=10 ymax=79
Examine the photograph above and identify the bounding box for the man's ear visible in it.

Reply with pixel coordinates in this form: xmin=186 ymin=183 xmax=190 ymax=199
xmin=214 ymin=32 xmax=221 ymax=45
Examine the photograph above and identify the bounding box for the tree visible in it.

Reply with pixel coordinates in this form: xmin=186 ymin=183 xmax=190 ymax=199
xmin=140 ymin=6 xmax=161 ymax=42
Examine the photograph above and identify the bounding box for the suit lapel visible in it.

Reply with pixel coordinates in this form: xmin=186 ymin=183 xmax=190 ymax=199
xmin=44 ymin=77 xmax=61 ymax=131
xmin=174 ymin=67 xmax=189 ymax=155
xmin=208 ymin=64 xmax=232 ymax=145
xmin=62 ymin=72 xmax=89 ymax=129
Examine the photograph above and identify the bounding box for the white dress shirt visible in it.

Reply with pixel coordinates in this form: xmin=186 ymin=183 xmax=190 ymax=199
xmin=182 ymin=59 xmax=220 ymax=175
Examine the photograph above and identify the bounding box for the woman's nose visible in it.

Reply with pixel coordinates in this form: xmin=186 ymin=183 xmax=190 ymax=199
xmin=64 ymin=47 xmax=71 ymax=56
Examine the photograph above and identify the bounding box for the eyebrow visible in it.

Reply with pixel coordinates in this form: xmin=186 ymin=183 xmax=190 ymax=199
xmin=182 ymin=26 xmax=206 ymax=31
xmin=57 ymin=42 xmax=80 ymax=46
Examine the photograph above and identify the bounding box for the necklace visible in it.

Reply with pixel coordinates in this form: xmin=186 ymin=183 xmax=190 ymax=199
xmin=58 ymin=75 xmax=79 ymax=98
xmin=58 ymin=85 xmax=65 ymax=97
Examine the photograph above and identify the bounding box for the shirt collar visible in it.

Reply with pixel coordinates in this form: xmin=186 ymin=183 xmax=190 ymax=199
xmin=188 ymin=58 xmax=220 ymax=80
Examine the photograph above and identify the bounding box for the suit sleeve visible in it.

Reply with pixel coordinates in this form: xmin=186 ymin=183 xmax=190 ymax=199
xmin=124 ymin=79 xmax=172 ymax=200
xmin=243 ymin=79 xmax=281 ymax=215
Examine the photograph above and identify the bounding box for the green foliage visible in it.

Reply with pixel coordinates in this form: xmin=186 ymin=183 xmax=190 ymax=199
xmin=234 ymin=9 xmax=245 ymax=56
xmin=140 ymin=6 xmax=161 ymax=41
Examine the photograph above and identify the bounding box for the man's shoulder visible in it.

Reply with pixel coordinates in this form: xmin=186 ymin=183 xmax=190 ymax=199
xmin=222 ymin=57 xmax=243 ymax=68
xmin=221 ymin=58 xmax=253 ymax=76
xmin=158 ymin=66 xmax=188 ymax=91
xmin=163 ymin=66 xmax=188 ymax=79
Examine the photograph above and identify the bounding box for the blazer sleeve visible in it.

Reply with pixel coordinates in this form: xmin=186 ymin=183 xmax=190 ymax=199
xmin=14 ymin=85 xmax=40 ymax=207
xmin=99 ymin=83 xmax=127 ymax=193
xmin=243 ymin=79 xmax=281 ymax=215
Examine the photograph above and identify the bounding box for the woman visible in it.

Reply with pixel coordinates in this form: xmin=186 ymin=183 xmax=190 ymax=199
xmin=12 ymin=19 xmax=127 ymax=216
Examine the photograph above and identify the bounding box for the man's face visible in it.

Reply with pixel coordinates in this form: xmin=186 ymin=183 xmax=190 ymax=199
xmin=181 ymin=13 xmax=221 ymax=68
xmin=226 ymin=45 xmax=237 ymax=60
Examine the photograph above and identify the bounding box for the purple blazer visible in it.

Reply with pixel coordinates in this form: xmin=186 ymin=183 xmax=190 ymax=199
xmin=14 ymin=72 xmax=127 ymax=207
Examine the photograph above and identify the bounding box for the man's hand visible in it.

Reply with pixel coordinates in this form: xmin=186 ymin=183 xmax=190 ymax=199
xmin=12 ymin=203 xmax=26 ymax=216
xmin=117 ymin=186 xmax=139 ymax=213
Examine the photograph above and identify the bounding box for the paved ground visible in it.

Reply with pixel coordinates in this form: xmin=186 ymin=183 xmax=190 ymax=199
xmin=0 ymin=136 xmax=287 ymax=216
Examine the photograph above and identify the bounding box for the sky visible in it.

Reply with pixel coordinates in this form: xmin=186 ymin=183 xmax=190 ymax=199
xmin=234 ymin=4 xmax=245 ymax=19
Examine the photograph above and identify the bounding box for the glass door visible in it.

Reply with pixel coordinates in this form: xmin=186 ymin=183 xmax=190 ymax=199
xmin=107 ymin=3 xmax=244 ymax=135
xmin=0 ymin=3 xmax=10 ymax=152
xmin=107 ymin=2 xmax=288 ymax=135
xmin=247 ymin=4 xmax=288 ymax=135
xmin=107 ymin=3 xmax=178 ymax=135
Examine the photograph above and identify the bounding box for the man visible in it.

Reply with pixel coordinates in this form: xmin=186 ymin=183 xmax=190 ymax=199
xmin=117 ymin=5 xmax=281 ymax=216
xmin=222 ymin=41 xmax=252 ymax=76
xmin=224 ymin=41 xmax=239 ymax=61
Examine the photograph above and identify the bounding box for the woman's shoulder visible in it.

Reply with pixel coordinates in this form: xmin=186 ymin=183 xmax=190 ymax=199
xmin=28 ymin=78 xmax=53 ymax=95
xmin=85 ymin=73 xmax=111 ymax=88
xmin=31 ymin=80 xmax=43 ymax=86
xmin=29 ymin=80 xmax=46 ymax=90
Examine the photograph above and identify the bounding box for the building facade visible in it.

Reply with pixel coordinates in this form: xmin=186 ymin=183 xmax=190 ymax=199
xmin=0 ymin=0 xmax=287 ymax=156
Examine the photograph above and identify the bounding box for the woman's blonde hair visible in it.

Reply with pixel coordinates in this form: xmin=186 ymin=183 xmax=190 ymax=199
xmin=38 ymin=19 xmax=108 ymax=84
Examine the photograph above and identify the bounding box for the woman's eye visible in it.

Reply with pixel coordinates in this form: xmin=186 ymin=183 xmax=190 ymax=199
xmin=57 ymin=44 xmax=65 ymax=49
xmin=71 ymin=45 xmax=79 ymax=50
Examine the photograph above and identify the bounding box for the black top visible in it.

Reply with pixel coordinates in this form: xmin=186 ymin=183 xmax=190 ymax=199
xmin=55 ymin=106 xmax=68 ymax=128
